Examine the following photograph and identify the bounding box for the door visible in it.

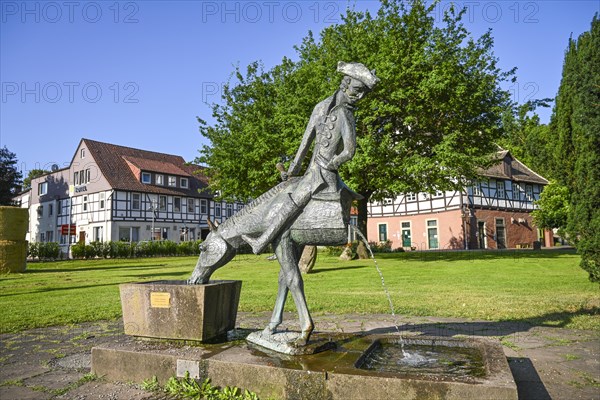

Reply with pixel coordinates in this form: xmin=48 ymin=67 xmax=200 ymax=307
xmin=477 ymin=221 xmax=486 ymax=249
xmin=401 ymin=222 xmax=411 ymax=247
xmin=78 ymin=231 xmax=86 ymax=244
xmin=427 ymin=220 xmax=439 ymax=249
xmin=495 ymin=218 xmax=506 ymax=249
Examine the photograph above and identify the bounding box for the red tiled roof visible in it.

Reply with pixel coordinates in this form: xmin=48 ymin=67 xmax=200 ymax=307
xmin=83 ymin=138 xmax=211 ymax=198
xmin=122 ymin=156 xmax=191 ymax=177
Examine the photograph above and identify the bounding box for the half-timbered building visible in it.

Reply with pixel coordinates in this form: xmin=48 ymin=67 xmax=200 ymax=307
xmin=366 ymin=150 xmax=552 ymax=250
xmin=16 ymin=139 xmax=242 ymax=253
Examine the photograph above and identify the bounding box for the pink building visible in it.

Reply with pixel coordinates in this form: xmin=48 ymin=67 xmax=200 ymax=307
xmin=366 ymin=150 xmax=553 ymax=250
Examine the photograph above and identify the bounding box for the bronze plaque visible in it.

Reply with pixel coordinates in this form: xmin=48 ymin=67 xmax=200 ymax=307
xmin=150 ymin=292 xmax=171 ymax=308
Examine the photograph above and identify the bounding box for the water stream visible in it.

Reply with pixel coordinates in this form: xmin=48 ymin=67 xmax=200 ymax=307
xmin=350 ymin=226 xmax=408 ymax=357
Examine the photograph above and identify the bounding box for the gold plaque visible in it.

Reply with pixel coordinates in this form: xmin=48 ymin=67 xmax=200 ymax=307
xmin=150 ymin=292 xmax=171 ymax=308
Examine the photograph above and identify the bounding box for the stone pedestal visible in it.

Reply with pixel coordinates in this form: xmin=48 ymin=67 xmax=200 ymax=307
xmin=120 ymin=280 xmax=242 ymax=342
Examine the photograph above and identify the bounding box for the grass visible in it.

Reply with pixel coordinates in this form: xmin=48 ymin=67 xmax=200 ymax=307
xmin=0 ymin=249 xmax=598 ymax=333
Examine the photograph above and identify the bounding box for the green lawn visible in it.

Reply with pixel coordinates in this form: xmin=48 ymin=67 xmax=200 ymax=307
xmin=0 ymin=250 xmax=597 ymax=333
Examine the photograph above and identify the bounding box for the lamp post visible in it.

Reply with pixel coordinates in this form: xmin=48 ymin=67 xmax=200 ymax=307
xmin=150 ymin=199 xmax=157 ymax=241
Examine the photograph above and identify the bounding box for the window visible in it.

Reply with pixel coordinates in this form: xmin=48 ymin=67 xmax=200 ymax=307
xmin=168 ymin=176 xmax=176 ymax=187
xmin=156 ymin=175 xmax=164 ymax=185
xmin=131 ymin=193 xmax=141 ymax=210
xmin=81 ymin=148 xmax=86 ymax=158
xmin=46 ymin=231 xmax=53 ymax=242
xmin=427 ymin=220 xmax=439 ymax=249
xmin=99 ymin=193 xmax=105 ymax=209
xmin=405 ymin=193 xmax=416 ymax=202
xmin=85 ymin=168 xmax=90 ymax=183
xmin=215 ymin=202 xmax=222 ymax=218
xmin=118 ymin=227 xmax=140 ymax=242
xmin=48 ymin=203 xmax=53 ymax=216
xmin=40 ymin=232 xmax=46 ymax=242
xmin=93 ymin=227 xmax=103 ymax=242
xmin=159 ymin=195 xmax=167 ymax=211
xmin=161 ymin=227 xmax=169 ymax=240
xmin=473 ymin=181 xmax=482 ymax=196
xmin=525 ymin=185 xmax=533 ymax=202
xmin=496 ymin=181 xmax=506 ymax=199
xmin=434 ymin=191 xmax=443 ymax=198
xmin=187 ymin=198 xmax=195 ymax=213
xmin=74 ymin=171 xmax=79 ymax=185
xmin=82 ymin=195 xmax=88 ymax=211
xmin=512 ymin=183 xmax=521 ymax=200
xmin=38 ymin=182 xmax=48 ymax=195
xmin=200 ymin=199 xmax=208 ymax=214
xmin=119 ymin=227 xmax=130 ymax=241
xmin=57 ymin=200 xmax=62 ymax=215
xmin=378 ymin=224 xmax=388 ymax=242
xmin=226 ymin=203 xmax=233 ymax=217
xmin=37 ymin=205 xmax=43 ymax=218
xmin=181 ymin=178 xmax=189 ymax=188
xmin=141 ymin=172 xmax=151 ymax=184
xmin=174 ymin=197 xmax=181 ymax=212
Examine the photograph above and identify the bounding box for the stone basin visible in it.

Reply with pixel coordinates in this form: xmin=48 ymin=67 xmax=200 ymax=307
xmin=93 ymin=333 xmax=517 ymax=399
xmin=119 ymin=280 xmax=242 ymax=342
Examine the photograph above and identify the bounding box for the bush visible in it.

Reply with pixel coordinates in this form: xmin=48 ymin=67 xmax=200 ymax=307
xmin=38 ymin=242 xmax=61 ymax=260
xmin=114 ymin=241 xmax=132 ymax=258
xmin=71 ymin=242 xmax=85 ymax=259
xmin=27 ymin=242 xmax=39 ymax=259
xmin=368 ymin=240 xmax=393 ymax=253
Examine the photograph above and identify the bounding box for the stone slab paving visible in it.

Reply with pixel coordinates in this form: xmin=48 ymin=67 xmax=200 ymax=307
xmin=0 ymin=313 xmax=598 ymax=399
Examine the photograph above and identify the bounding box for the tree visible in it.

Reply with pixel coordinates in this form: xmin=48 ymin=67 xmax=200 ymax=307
xmin=499 ymin=100 xmax=553 ymax=177
xmin=197 ymin=0 xmax=513 ymax=238
xmin=531 ymin=181 xmax=569 ymax=233
xmin=547 ymin=14 xmax=599 ymax=283
xmin=23 ymin=169 xmax=50 ymax=190
xmin=0 ymin=146 xmax=23 ymax=205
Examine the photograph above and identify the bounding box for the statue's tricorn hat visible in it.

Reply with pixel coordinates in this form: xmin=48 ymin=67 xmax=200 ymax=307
xmin=337 ymin=61 xmax=379 ymax=90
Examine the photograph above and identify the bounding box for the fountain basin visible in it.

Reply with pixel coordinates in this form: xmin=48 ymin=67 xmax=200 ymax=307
xmin=92 ymin=333 xmax=517 ymax=399
xmin=120 ymin=280 xmax=242 ymax=342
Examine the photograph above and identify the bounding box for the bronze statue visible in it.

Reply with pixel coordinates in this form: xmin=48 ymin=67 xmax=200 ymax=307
xmin=189 ymin=62 xmax=378 ymax=350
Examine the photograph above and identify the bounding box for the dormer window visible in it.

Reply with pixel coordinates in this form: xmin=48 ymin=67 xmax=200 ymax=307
xmin=156 ymin=175 xmax=164 ymax=185
xmin=168 ymin=176 xmax=176 ymax=187
xmin=141 ymin=172 xmax=151 ymax=184
xmin=180 ymin=178 xmax=188 ymax=188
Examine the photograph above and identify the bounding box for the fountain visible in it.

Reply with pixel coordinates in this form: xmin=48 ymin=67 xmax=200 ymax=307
xmin=91 ymin=62 xmax=517 ymax=399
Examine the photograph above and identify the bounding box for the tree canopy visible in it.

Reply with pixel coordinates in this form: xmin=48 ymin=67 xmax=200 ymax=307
xmin=23 ymin=169 xmax=50 ymax=190
xmin=196 ymin=0 xmax=514 ymax=235
xmin=547 ymin=14 xmax=599 ymax=283
xmin=0 ymin=146 xmax=23 ymax=206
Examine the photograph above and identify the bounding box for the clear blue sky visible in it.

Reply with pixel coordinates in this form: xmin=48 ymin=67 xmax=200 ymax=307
xmin=1 ymin=0 xmax=598 ymax=176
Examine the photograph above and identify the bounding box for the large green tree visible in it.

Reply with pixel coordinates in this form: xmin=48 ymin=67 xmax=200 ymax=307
xmin=23 ymin=169 xmax=49 ymax=190
xmin=548 ymin=14 xmax=599 ymax=283
xmin=197 ymin=0 xmax=513 ymax=236
xmin=0 ymin=146 xmax=23 ymax=205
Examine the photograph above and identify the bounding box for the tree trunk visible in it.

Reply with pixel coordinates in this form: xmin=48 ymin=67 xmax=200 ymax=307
xmin=299 ymin=245 xmax=317 ymax=274
xmin=355 ymin=191 xmax=373 ymax=259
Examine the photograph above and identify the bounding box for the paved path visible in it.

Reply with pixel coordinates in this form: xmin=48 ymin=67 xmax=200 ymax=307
xmin=1 ymin=313 xmax=598 ymax=399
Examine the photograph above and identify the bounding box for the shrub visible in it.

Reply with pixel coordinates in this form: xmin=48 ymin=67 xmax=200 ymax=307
xmin=38 ymin=242 xmax=61 ymax=260
xmin=368 ymin=240 xmax=393 ymax=253
xmin=71 ymin=242 xmax=86 ymax=259
xmin=27 ymin=242 xmax=39 ymax=259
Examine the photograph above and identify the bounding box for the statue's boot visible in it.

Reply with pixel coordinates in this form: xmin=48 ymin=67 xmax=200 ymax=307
xmin=242 ymin=195 xmax=301 ymax=254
